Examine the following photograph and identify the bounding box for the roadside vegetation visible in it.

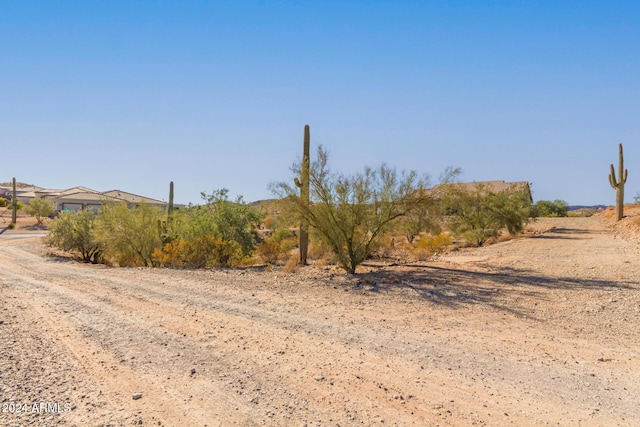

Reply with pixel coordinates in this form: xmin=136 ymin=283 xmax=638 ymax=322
xmin=440 ymin=183 xmax=534 ymax=246
xmin=48 ymin=189 xmax=263 ymax=268
xmin=533 ymin=199 xmax=569 ymax=217
xmin=46 ymin=172 xmax=537 ymax=273
xmin=44 ymin=130 xmax=545 ymax=274
xmin=272 ymin=145 xmax=435 ymax=273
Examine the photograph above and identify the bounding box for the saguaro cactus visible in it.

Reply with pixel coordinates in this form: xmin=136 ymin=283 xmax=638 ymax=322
xmin=294 ymin=125 xmax=310 ymax=265
xmin=159 ymin=181 xmax=175 ymax=244
xmin=11 ymin=177 xmax=17 ymax=224
xmin=608 ymin=143 xmax=628 ymax=221
xmin=168 ymin=181 xmax=175 ymax=223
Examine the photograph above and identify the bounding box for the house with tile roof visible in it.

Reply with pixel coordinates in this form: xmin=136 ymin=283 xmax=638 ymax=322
xmin=0 ymin=184 xmax=170 ymax=212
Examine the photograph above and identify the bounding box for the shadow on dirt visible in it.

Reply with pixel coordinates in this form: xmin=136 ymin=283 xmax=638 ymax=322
xmin=349 ymin=263 xmax=627 ymax=316
xmin=529 ymin=227 xmax=604 ymax=239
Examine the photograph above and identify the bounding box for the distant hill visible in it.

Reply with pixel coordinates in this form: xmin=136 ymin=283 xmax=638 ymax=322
xmin=567 ymin=205 xmax=608 ymax=217
xmin=568 ymin=205 xmax=608 ymax=211
xmin=0 ymin=181 xmax=36 ymax=188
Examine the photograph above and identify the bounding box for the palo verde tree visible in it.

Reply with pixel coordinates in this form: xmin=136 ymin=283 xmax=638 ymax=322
xmin=394 ymin=166 xmax=461 ymax=243
xmin=273 ymin=145 xmax=430 ymax=274
xmin=24 ymin=198 xmax=55 ymax=226
xmin=490 ymin=185 xmax=534 ymax=235
xmin=441 ymin=183 xmax=501 ymax=246
xmin=48 ymin=209 xmax=103 ymax=263
xmin=441 ymin=183 xmax=534 ymax=246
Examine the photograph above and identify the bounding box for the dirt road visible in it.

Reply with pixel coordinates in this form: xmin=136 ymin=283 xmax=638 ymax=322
xmin=1 ymin=216 xmax=639 ymax=426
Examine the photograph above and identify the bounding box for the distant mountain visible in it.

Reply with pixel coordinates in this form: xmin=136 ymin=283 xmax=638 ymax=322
xmin=0 ymin=181 xmax=36 ymax=188
xmin=568 ymin=205 xmax=608 ymax=211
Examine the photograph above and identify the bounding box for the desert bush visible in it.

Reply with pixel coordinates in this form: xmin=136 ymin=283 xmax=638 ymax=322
xmin=442 ymin=183 xmax=533 ymax=246
xmin=415 ymin=233 xmax=452 ymax=254
xmin=256 ymin=228 xmax=297 ymax=265
xmin=408 ymin=233 xmax=452 ymax=261
xmin=372 ymin=233 xmax=397 ymax=259
xmin=159 ymin=189 xmax=262 ymax=267
xmin=442 ymin=184 xmax=501 ymax=246
xmin=24 ymin=198 xmax=55 ymax=226
xmin=93 ymin=202 xmax=163 ymax=267
xmin=270 ymin=228 xmax=292 ymax=242
xmin=279 ymin=236 xmax=298 ymax=252
xmin=0 ymin=197 xmax=7 ymax=207
xmin=47 ymin=209 xmax=103 ymax=263
xmin=256 ymin=238 xmax=284 ymax=265
xmin=262 ymin=214 xmax=276 ymax=230
xmin=283 ymin=254 xmax=300 ymax=273
xmin=272 ymin=145 xmax=432 ymax=274
xmin=153 ymin=236 xmax=242 ymax=268
xmin=307 ymin=232 xmax=336 ymax=263
xmin=394 ymin=199 xmax=444 ymax=243
xmin=198 ymin=189 xmax=263 ymax=257
xmin=533 ymin=199 xmax=569 ymax=217
xmin=491 ymin=188 xmax=535 ymax=234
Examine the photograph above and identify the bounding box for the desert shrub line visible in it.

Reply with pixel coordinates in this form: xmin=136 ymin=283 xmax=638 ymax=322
xmin=533 ymin=199 xmax=569 ymax=217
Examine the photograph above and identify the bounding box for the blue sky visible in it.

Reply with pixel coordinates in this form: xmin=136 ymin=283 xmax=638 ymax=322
xmin=2 ymin=1 xmax=639 ymax=205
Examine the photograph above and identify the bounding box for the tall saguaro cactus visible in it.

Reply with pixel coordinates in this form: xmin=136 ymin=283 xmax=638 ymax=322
xmin=608 ymin=143 xmax=628 ymax=221
xmin=11 ymin=177 xmax=17 ymax=224
xmin=294 ymin=125 xmax=311 ymax=265
xmin=168 ymin=181 xmax=175 ymax=223
xmin=159 ymin=181 xmax=175 ymax=244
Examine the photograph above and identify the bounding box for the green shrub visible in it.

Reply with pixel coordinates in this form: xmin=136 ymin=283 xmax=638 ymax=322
xmin=442 ymin=184 xmax=533 ymax=246
xmin=47 ymin=209 xmax=103 ymax=263
xmin=93 ymin=202 xmax=163 ymax=267
xmin=24 ymin=198 xmax=55 ymax=226
xmin=256 ymin=238 xmax=284 ymax=265
xmin=416 ymin=233 xmax=452 ymax=253
xmin=153 ymin=236 xmax=242 ymax=268
xmin=533 ymin=200 xmax=569 ymax=217
xmin=201 ymin=189 xmax=263 ymax=256
xmin=256 ymin=228 xmax=297 ymax=265
xmin=408 ymin=233 xmax=452 ymax=260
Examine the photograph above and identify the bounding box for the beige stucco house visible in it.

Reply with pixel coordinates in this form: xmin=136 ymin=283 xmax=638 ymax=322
xmin=0 ymin=184 xmax=169 ymax=212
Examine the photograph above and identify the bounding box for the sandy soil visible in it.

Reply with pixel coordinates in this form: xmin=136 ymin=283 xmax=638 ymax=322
xmin=1 ymin=210 xmax=639 ymax=426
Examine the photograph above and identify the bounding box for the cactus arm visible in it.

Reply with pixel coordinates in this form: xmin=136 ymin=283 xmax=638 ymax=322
xmin=609 ymin=164 xmax=618 ymax=188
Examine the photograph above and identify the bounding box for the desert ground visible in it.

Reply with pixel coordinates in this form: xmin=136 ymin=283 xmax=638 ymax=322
xmin=1 ymin=208 xmax=639 ymax=426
